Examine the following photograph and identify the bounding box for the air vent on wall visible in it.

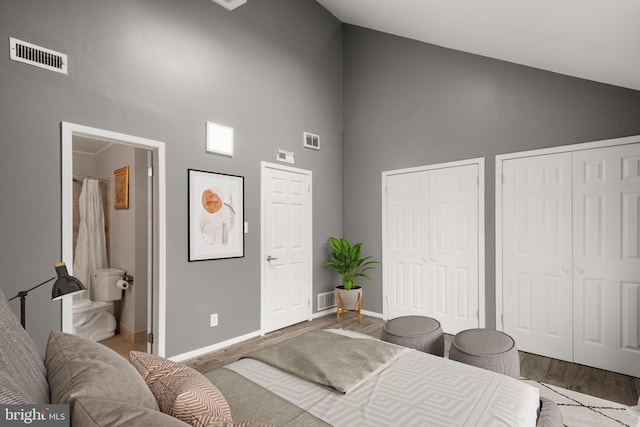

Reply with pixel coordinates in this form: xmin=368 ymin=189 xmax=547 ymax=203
xmin=9 ymin=37 xmax=68 ymax=75
xmin=303 ymin=132 xmax=320 ymax=150
xmin=211 ymin=0 xmax=247 ymax=11
xmin=277 ymin=149 xmax=295 ymax=164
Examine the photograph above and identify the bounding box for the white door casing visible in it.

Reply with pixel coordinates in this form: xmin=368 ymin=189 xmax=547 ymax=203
xmin=61 ymin=122 xmax=166 ymax=356
xmin=501 ymin=153 xmax=573 ymax=362
xmin=261 ymin=162 xmax=312 ymax=334
xmin=382 ymin=158 xmax=485 ymax=334
xmin=572 ymin=143 xmax=640 ymax=376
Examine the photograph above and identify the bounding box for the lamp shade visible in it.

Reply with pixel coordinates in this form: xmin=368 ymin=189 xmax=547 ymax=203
xmin=52 ymin=262 xmax=86 ymax=300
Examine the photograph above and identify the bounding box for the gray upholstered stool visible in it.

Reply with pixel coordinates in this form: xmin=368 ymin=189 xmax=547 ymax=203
xmin=449 ymin=328 xmax=520 ymax=378
xmin=537 ymin=397 xmax=563 ymax=427
xmin=380 ymin=316 xmax=444 ymax=356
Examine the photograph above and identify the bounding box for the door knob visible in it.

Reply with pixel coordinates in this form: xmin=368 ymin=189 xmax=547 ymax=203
xmin=266 ymin=255 xmax=278 ymax=262
xmin=562 ymin=267 xmax=570 ymax=273
xmin=576 ymin=267 xmax=584 ymax=274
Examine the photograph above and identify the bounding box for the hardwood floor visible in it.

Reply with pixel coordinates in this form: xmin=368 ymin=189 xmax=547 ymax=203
xmin=182 ymin=314 xmax=640 ymax=406
xmin=99 ymin=333 xmax=146 ymax=358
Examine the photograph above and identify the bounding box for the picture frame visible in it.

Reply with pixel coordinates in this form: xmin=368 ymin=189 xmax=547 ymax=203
xmin=114 ymin=166 xmax=129 ymax=209
xmin=188 ymin=169 xmax=244 ymax=261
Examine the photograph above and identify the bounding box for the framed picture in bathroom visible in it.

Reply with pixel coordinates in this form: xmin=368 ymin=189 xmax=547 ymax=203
xmin=188 ymin=169 xmax=244 ymax=261
xmin=114 ymin=166 xmax=129 ymax=210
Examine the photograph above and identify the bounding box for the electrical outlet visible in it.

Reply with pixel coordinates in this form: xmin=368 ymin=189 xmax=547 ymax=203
xmin=210 ymin=313 xmax=218 ymax=327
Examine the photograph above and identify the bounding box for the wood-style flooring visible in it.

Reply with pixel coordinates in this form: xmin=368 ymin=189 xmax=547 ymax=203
xmin=182 ymin=313 xmax=640 ymax=406
xmin=99 ymin=333 xmax=146 ymax=358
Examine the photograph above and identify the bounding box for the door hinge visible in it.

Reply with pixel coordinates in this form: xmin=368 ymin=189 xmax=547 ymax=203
xmin=148 ymin=166 xmax=154 ymax=177
xmin=147 ymin=332 xmax=154 ymax=344
xmin=308 ymin=298 xmax=311 ymax=307
xmin=501 ymin=173 xmax=506 ymax=184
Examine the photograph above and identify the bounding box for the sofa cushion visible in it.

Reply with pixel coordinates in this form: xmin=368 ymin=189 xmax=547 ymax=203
xmin=0 ymin=288 xmax=49 ymax=404
xmin=73 ymin=397 xmax=191 ymax=427
xmin=129 ymin=351 xmax=233 ymax=426
xmin=45 ymin=331 xmax=158 ymax=410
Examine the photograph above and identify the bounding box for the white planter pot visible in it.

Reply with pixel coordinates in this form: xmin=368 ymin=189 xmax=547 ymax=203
xmin=336 ymin=286 xmax=362 ymax=310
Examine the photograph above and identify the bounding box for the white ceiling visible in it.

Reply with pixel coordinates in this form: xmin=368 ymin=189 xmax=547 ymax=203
xmin=316 ymin=0 xmax=640 ymax=92
xmin=73 ymin=135 xmax=113 ymax=155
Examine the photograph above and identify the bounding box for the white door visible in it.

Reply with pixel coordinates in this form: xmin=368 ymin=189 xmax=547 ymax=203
xmin=573 ymin=143 xmax=640 ymax=377
xmin=502 ymin=153 xmax=574 ymax=362
xmin=383 ymin=161 xmax=482 ymax=334
xmin=428 ymin=164 xmax=479 ymax=334
xmin=385 ymin=171 xmax=429 ymax=320
xmin=261 ymin=163 xmax=312 ymax=334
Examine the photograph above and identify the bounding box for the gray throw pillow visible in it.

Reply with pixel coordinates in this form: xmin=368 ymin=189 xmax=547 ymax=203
xmin=45 ymin=331 xmax=158 ymax=411
xmin=0 ymin=288 xmax=49 ymax=404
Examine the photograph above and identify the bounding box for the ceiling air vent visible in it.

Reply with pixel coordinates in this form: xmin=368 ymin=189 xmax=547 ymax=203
xmin=211 ymin=0 xmax=247 ymax=11
xmin=303 ymin=132 xmax=320 ymax=150
xmin=9 ymin=37 xmax=68 ymax=75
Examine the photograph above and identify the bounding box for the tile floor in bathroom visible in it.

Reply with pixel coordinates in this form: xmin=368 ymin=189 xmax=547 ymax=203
xmin=99 ymin=334 xmax=146 ymax=358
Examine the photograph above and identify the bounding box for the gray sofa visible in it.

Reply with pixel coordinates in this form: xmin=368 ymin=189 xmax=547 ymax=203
xmin=0 ymin=289 xmax=325 ymax=426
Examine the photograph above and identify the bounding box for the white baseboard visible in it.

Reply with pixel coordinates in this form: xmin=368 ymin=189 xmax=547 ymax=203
xmin=169 ymin=329 xmax=261 ymax=363
xmin=312 ymin=308 xmax=336 ymax=319
xmin=169 ymin=310 xmax=385 ymax=362
xmin=361 ymin=309 xmax=383 ymax=319
xmin=312 ymin=308 xmax=383 ymax=320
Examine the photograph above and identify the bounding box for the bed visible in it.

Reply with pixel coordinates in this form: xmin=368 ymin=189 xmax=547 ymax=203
xmin=207 ymin=328 xmax=541 ymax=427
xmin=0 ymin=281 xmax=544 ymax=426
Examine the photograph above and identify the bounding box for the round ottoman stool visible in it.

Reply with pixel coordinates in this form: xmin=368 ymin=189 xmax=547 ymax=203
xmin=449 ymin=328 xmax=520 ymax=378
xmin=380 ymin=316 xmax=444 ymax=356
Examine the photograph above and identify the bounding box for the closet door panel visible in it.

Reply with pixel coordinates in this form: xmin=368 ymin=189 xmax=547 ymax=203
xmin=573 ymin=143 xmax=640 ymax=377
xmin=428 ymin=164 xmax=479 ymax=334
xmin=385 ymin=172 xmax=429 ymax=319
xmin=502 ymin=153 xmax=573 ymax=362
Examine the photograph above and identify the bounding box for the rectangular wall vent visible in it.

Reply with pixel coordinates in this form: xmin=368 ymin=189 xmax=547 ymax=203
xmin=303 ymin=132 xmax=320 ymax=150
xmin=9 ymin=37 xmax=68 ymax=75
xmin=317 ymin=291 xmax=336 ymax=311
xmin=276 ymin=149 xmax=295 ymax=164
xmin=211 ymin=0 xmax=247 ymax=11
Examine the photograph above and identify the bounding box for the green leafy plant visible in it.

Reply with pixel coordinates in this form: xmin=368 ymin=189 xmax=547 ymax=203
xmin=323 ymin=237 xmax=379 ymax=290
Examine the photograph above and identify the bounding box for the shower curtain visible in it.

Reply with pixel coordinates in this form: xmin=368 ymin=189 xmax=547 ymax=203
xmin=73 ymin=178 xmax=109 ymax=301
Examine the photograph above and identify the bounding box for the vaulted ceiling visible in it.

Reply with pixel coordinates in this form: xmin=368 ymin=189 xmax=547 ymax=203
xmin=316 ymin=0 xmax=640 ymax=91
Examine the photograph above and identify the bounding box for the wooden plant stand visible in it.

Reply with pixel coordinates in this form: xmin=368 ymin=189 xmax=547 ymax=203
xmin=336 ymin=290 xmax=361 ymax=323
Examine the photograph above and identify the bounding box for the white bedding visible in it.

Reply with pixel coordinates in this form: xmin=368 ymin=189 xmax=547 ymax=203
xmin=227 ymin=329 xmax=539 ymax=427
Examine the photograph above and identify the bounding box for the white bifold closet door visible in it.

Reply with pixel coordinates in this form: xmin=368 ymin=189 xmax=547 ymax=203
xmin=502 ymin=153 xmax=574 ymax=362
xmin=572 ymin=144 xmax=640 ymax=376
xmin=501 ymin=142 xmax=640 ymax=377
xmin=385 ymin=163 xmax=480 ymax=335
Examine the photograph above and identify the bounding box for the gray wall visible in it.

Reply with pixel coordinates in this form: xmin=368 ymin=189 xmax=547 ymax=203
xmin=342 ymin=25 xmax=640 ymax=327
xmin=0 ymin=0 xmax=343 ymax=356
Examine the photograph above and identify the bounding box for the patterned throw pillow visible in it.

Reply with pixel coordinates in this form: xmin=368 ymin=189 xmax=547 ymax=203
xmin=129 ymin=351 xmax=232 ymax=426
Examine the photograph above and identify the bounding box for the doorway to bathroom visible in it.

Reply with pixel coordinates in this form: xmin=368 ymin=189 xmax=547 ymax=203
xmin=61 ymin=122 xmax=167 ymax=356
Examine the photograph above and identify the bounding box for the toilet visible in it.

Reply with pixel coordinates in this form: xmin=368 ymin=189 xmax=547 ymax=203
xmin=72 ymin=268 xmax=125 ymax=341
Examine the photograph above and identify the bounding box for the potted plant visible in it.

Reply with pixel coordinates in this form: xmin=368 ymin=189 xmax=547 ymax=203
xmin=323 ymin=237 xmax=379 ymax=312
